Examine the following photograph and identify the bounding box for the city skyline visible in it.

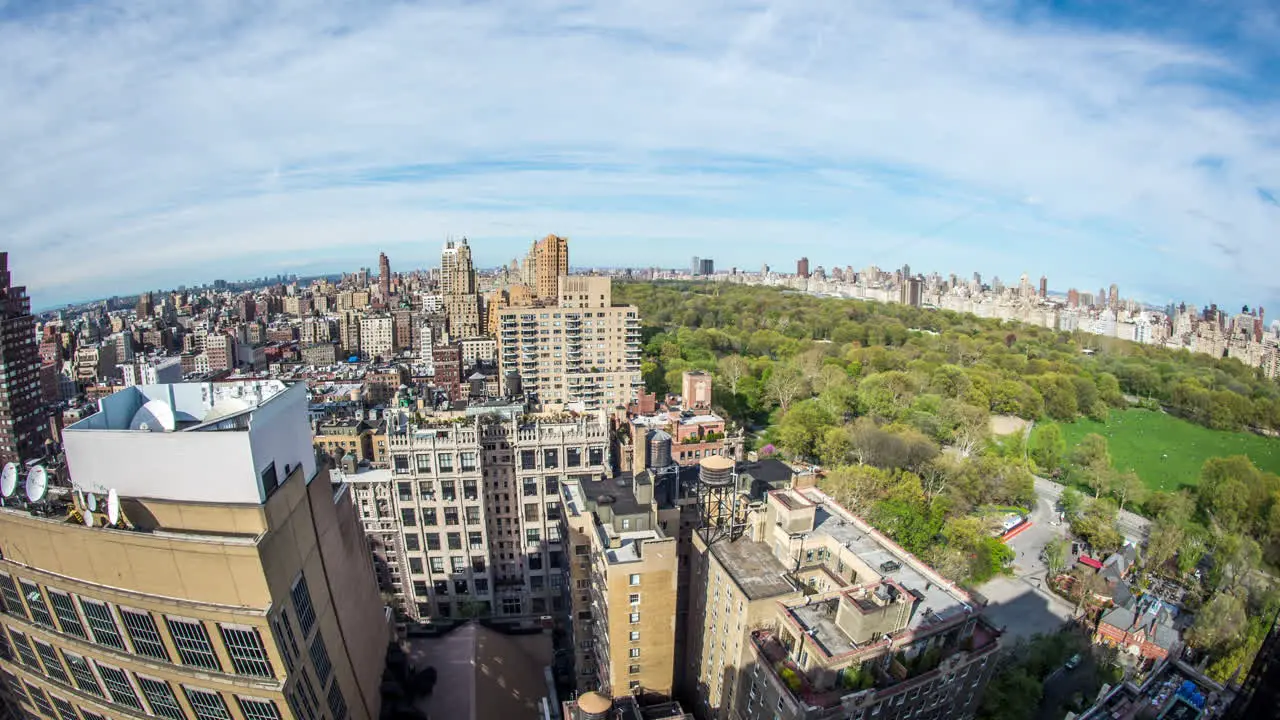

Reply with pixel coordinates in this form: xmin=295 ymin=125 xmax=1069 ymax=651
xmin=2 ymin=1 xmax=1278 ymax=310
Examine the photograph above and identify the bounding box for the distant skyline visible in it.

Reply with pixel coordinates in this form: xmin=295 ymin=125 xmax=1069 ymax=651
xmin=2 ymin=0 xmax=1278 ymax=310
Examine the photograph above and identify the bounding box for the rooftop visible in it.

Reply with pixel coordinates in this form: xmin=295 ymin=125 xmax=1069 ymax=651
xmin=707 ymin=533 xmax=796 ymax=600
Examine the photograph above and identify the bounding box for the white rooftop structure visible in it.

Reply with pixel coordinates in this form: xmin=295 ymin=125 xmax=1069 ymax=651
xmin=64 ymin=380 xmax=317 ymax=505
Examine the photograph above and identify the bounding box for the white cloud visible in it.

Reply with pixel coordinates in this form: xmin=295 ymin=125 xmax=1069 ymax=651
xmin=0 ymin=0 xmax=1277 ymax=307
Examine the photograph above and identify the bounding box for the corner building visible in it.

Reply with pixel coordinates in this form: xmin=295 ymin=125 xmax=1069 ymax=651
xmin=0 ymin=381 xmax=389 ymax=720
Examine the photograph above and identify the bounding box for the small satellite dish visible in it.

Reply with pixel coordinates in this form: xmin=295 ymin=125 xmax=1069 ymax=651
xmin=83 ymin=510 xmax=94 ymax=527
xmin=0 ymin=463 xmax=17 ymax=498
xmin=75 ymin=489 xmax=86 ymax=510
xmin=25 ymin=466 xmax=48 ymax=503
xmin=86 ymin=493 xmax=98 ymax=512
xmin=107 ymin=489 xmax=120 ymax=525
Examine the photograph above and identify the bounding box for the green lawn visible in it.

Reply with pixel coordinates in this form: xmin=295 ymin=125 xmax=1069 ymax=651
xmin=1053 ymin=409 xmax=1280 ymax=492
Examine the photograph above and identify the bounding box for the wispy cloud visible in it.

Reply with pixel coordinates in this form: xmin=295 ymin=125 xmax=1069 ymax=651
xmin=0 ymin=0 xmax=1277 ymax=308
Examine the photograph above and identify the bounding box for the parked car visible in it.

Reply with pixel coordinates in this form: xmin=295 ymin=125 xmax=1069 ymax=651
xmin=1064 ymin=654 xmax=1082 ymax=670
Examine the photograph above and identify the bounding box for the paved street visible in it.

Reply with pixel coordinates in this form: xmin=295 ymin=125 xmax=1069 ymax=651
xmin=1033 ymin=476 xmax=1152 ymax=544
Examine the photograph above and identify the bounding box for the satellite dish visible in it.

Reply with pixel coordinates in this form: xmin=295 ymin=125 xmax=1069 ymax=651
xmin=83 ymin=510 xmax=94 ymax=527
xmin=75 ymin=489 xmax=86 ymax=510
xmin=25 ymin=466 xmax=47 ymax=503
xmin=107 ymin=489 xmax=120 ymax=525
xmin=0 ymin=463 xmax=17 ymax=498
xmin=202 ymin=398 xmax=251 ymax=424
xmin=86 ymin=493 xmax=98 ymax=512
xmin=130 ymin=399 xmax=177 ymax=432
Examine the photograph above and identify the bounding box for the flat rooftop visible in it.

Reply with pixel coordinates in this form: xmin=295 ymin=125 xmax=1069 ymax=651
xmin=67 ymin=380 xmax=291 ymax=433
xmin=707 ymin=532 xmax=795 ymax=601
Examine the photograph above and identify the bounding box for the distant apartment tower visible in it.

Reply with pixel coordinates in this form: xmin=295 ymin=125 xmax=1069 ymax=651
xmin=378 ymin=252 xmax=391 ymax=298
xmin=698 ymin=258 xmax=714 ymax=276
xmin=1109 ymin=283 xmax=1120 ymax=310
xmin=440 ymin=240 xmax=476 ymax=297
xmin=532 ymin=234 xmax=570 ymax=301
xmin=0 ymin=381 xmax=389 ymax=720
xmin=899 ymin=275 xmax=923 ymax=308
xmin=497 ymin=277 xmax=643 ymax=410
xmin=1067 ymin=288 xmax=1080 ymax=308
xmin=359 ymin=315 xmax=394 ymax=361
xmin=1039 ymin=275 xmax=1048 ymax=298
xmin=691 ymin=257 xmax=701 ymax=276
xmin=119 ymin=356 xmax=182 ymax=387
xmin=796 ymin=257 xmax=810 ymax=279
xmin=0 ymin=253 xmax=44 ymax=465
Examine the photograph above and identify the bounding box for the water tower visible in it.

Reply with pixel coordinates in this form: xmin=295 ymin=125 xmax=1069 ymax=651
xmin=697 ymin=455 xmax=745 ymax=541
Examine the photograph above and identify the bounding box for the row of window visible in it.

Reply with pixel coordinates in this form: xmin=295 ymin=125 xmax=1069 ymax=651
xmin=0 ymin=573 xmax=274 ymax=679
xmin=391 ymin=452 xmax=478 ymax=474
xmin=1 ymin=632 xmax=281 ymax=720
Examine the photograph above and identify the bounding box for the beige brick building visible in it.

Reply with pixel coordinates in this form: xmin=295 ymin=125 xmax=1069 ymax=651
xmin=0 ymin=381 xmax=389 ymax=720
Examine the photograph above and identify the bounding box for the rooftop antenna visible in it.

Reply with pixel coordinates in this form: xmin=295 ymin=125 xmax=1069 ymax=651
xmin=0 ymin=462 xmax=17 ymax=500
xmin=25 ymin=466 xmax=47 ymax=503
xmin=107 ymin=489 xmax=121 ymax=526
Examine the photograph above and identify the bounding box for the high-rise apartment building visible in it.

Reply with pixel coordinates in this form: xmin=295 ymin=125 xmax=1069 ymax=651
xmin=357 ymin=315 xmax=394 ymax=361
xmin=531 ymin=235 xmax=569 ymax=301
xmin=344 ymin=409 xmax=612 ymax=624
xmin=1109 ymin=283 xmax=1120 ymax=310
xmin=497 ymin=277 xmax=642 ymax=411
xmin=0 ymin=380 xmax=389 ymax=720
xmin=377 ymin=253 xmax=391 ymax=299
xmin=440 ymin=240 xmax=476 ymax=297
xmin=0 ymin=253 xmax=44 ymax=465
xmin=1039 ymin=275 xmax=1048 ymax=298
xmin=796 ymin=258 xmax=810 ymax=279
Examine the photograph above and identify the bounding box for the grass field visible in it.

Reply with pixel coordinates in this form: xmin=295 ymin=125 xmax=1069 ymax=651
xmin=1053 ymin=409 xmax=1280 ymax=492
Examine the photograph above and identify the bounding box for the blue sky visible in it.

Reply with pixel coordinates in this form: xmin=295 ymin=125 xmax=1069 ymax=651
xmin=0 ymin=0 xmax=1277 ymax=311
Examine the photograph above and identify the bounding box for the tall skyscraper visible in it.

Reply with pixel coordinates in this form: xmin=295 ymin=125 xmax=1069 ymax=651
xmin=377 ymin=252 xmax=391 ymax=298
xmin=0 ymin=253 xmax=45 ymax=466
xmin=1039 ymin=275 xmax=1048 ymax=298
xmin=0 ymin=380 xmax=389 ymax=720
xmin=532 ymin=234 xmax=569 ymax=300
xmin=440 ymin=239 xmax=476 ymax=296
xmin=691 ymin=256 xmax=701 ymax=276
xmin=796 ymin=257 xmax=810 ymax=279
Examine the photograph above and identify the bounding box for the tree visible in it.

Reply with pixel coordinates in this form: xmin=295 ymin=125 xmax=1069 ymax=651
xmin=1044 ymin=538 xmax=1070 ymax=576
xmin=777 ymin=400 xmax=833 ymax=460
xmin=1186 ymin=591 xmax=1247 ymax=654
xmin=765 ymin=363 xmax=807 ymax=412
xmin=1144 ymin=520 xmax=1184 ymax=576
xmin=717 ymin=355 xmax=750 ymax=395
xmin=940 ymin=399 xmax=988 ymax=458
xmin=1111 ymin=470 xmax=1146 ymax=513
xmin=1071 ymin=498 xmax=1123 ymax=555
xmin=1059 ymin=487 xmax=1085 ymax=520
xmin=817 ymin=426 xmax=854 ymax=466
xmin=1198 ymin=456 xmax=1260 ymax=532
xmin=1029 ymin=423 xmax=1066 ymax=473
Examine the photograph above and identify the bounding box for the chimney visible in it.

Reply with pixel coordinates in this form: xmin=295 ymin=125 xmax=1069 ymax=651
xmin=632 ymin=423 xmax=648 ymax=473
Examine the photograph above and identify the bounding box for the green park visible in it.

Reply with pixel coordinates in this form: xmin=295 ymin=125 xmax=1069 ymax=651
xmin=1051 ymin=408 xmax=1280 ymax=492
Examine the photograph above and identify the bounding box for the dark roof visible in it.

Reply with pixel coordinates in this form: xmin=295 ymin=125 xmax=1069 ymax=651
xmin=579 ymin=473 xmax=646 ymax=517
xmin=706 ymin=533 xmax=795 ymax=601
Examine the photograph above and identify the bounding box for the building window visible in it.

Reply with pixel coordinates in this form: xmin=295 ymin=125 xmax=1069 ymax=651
xmin=460 ymin=453 xmax=477 ymax=472
xmin=429 ymin=557 xmax=445 ymax=573
xmin=545 ymin=501 xmax=561 ymax=520
xmin=78 ymin=599 xmax=126 ymax=651
xmin=397 ymin=482 xmax=412 ymax=501
xmin=630 ymin=613 xmax=640 ymax=624
xmin=219 ymin=626 xmax=274 ymax=678
xmin=33 ymin=639 xmax=70 ymax=684
xmin=183 ymin=688 xmax=232 ymax=720
xmin=48 ymin=694 xmax=79 ymax=720
xmin=434 ymin=581 xmax=450 ymax=597
xmin=522 ymin=479 xmax=538 ymax=497
xmin=588 ymin=448 xmax=604 ymax=465
xmin=25 ymin=681 xmax=56 ymax=717
xmin=413 ymin=581 xmax=429 ymax=598
xmin=544 ymin=476 xmax=559 ymax=494
xmin=20 ymin=581 xmax=55 ymax=628
xmin=447 ymin=532 xmax=462 ymax=550
xmin=47 ymin=591 xmax=86 ymax=639
xmin=629 ymin=574 xmax=641 ymax=586
xmin=166 ymin=618 xmax=222 ymax=671
xmin=567 ymin=448 xmax=582 ymax=467
xmin=137 ymin=676 xmax=187 ymax=720
xmin=629 ymin=648 xmax=640 ymax=658
xmin=235 ymin=698 xmax=282 ymax=720
xmin=474 ymin=579 xmax=489 ymax=594
xmin=465 ymin=507 xmax=481 ymax=525
xmin=119 ymin=609 xmax=170 ymax=661
xmin=630 ymin=631 xmax=640 ymax=641
xmin=78 ymin=709 xmax=106 ymax=720
xmin=441 ymin=480 xmax=456 ymax=501
xmin=415 ymin=454 xmax=432 ymax=472
xmin=444 ymin=508 xmax=459 ymax=526
xmin=62 ymin=651 xmax=103 ymax=697
xmin=393 ymin=456 xmax=410 ymax=474
xmin=542 ymin=450 xmax=559 ymax=469
xmin=409 ymin=558 xmax=424 ymax=574
xmin=401 ymin=508 xmax=417 ymax=527
xmin=418 ymin=480 xmax=435 ymax=499
xmin=425 ymin=533 xmax=441 ymax=551
xmin=404 ymin=533 xmax=421 ymax=551
xmin=629 ymin=664 xmax=641 ymax=674
xmin=309 ymin=633 xmax=333 ymax=686
xmin=95 ymin=663 xmax=143 ymax=710
xmin=468 ymin=531 xmax=483 ymax=550
xmin=327 ymin=681 xmax=349 ymax=720
xmin=290 ymin=576 xmax=317 ymax=637
xmin=437 ymin=454 xmax=454 ymax=472
xmin=0 ymin=573 xmax=28 ymax=619
xmin=629 ymin=593 xmax=641 ymax=604
xmin=423 ymin=508 xmax=438 ymax=526
xmin=520 ymin=450 xmax=536 ymax=470
xmin=526 ymin=529 xmax=541 ymax=546
xmin=454 ymin=580 xmax=468 ymax=595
